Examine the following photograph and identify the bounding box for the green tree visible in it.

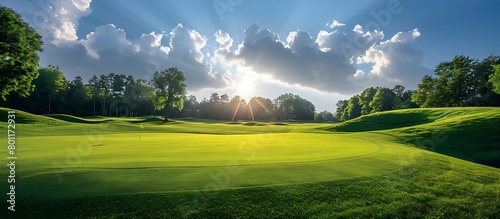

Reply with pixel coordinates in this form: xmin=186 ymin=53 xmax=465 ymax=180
xmin=229 ymin=95 xmax=246 ymax=121
xmin=344 ymin=95 xmax=362 ymax=120
xmin=109 ymin=73 xmax=127 ymax=116
xmin=434 ymin=56 xmax=475 ymax=106
xmin=334 ymin=100 xmax=347 ymax=121
xmin=392 ymin=85 xmax=405 ymax=107
xmin=490 ymin=64 xmax=500 ymax=94
xmin=182 ymin=95 xmax=199 ymax=118
xmin=98 ymin=74 xmax=111 ymax=116
xmin=67 ymin=76 xmax=89 ymax=115
xmin=273 ymin=93 xmax=315 ymax=120
xmin=248 ymin=96 xmax=273 ymax=121
xmin=35 ymin=67 xmax=66 ymax=114
xmin=370 ymin=87 xmax=394 ymax=113
xmin=471 ymin=55 xmax=500 ymax=105
xmin=412 ymin=75 xmax=438 ymax=107
xmin=360 ymin=87 xmax=376 ymax=115
xmin=396 ymin=90 xmax=418 ymax=109
xmin=0 ymin=6 xmax=43 ymax=100
xmin=151 ymin=68 xmax=187 ymax=122
xmin=314 ymin=110 xmax=337 ymax=122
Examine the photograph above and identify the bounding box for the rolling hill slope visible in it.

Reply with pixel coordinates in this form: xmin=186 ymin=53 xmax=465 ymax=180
xmin=328 ymin=107 xmax=500 ymax=166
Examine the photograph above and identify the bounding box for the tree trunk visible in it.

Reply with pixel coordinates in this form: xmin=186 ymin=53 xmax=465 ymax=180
xmin=164 ymin=100 xmax=171 ymax=122
xmin=102 ymin=98 xmax=106 ymax=116
xmin=48 ymin=98 xmax=51 ymax=114
xmin=93 ymin=96 xmax=96 ymax=116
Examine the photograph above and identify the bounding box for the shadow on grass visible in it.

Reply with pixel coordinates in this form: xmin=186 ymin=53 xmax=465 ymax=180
xmin=45 ymin=114 xmax=111 ymax=124
xmin=332 ymin=112 xmax=434 ymax=132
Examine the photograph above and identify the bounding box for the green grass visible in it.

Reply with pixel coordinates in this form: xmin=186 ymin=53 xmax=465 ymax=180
xmin=45 ymin=114 xmax=111 ymax=124
xmin=327 ymin=107 xmax=500 ymax=165
xmin=0 ymin=107 xmax=499 ymax=218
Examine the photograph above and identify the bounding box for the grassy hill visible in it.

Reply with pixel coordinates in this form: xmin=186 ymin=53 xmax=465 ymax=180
xmin=0 ymin=107 xmax=499 ymax=218
xmin=327 ymin=107 xmax=500 ymax=166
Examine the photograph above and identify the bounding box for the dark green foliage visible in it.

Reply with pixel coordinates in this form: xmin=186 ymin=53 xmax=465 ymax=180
xmin=33 ymin=66 xmax=67 ymax=114
xmin=360 ymin=87 xmax=376 ymax=115
xmin=151 ymin=68 xmax=187 ymax=122
xmin=490 ymin=64 xmax=500 ymax=94
xmin=314 ymin=110 xmax=337 ymax=122
xmin=370 ymin=87 xmax=395 ymax=113
xmin=335 ymin=85 xmax=412 ymax=121
xmin=412 ymin=55 xmax=500 ymax=107
xmin=247 ymin=96 xmax=274 ymax=121
xmin=0 ymin=6 xmax=43 ymax=100
xmin=343 ymin=95 xmax=362 ymax=120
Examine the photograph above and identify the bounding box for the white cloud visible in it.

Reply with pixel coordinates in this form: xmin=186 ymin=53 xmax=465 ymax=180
xmin=389 ymin=28 xmax=420 ymax=43
xmin=326 ymin=19 xmax=346 ymax=28
xmin=216 ymin=24 xmax=430 ymax=94
xmin=217 ymin=24 xmax=359 ymax=94
xmin=355 ymin=29 xmax=431 ymax=89
xmin=24 ymin=0 xmax=93 ymax=44
xmin=215 ymin=30 xmax=233 ymax=50
xmin=80 ymin=24 xmax=131 ymax=58
xmin=37 ymin=23 xmax=229 ymax=90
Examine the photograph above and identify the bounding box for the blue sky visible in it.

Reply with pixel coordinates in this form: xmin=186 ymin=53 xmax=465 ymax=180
xmin=3 ymin=0 xmax=500 ymax=112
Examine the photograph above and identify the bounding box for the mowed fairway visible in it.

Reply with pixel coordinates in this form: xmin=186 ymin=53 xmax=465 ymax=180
xmin=1 ymin=107 xmax=499 ymax=218
xmin=15 ymin=130 xmax=417 ymax=199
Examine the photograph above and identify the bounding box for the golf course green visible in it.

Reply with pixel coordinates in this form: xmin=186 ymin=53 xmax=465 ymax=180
xmin=1 ymin=107 xmax=499 ymax=218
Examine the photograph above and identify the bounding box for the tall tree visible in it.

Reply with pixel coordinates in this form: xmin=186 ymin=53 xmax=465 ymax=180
xmin=490 ymin=64 xmax=500 ymax=94
xmin=110 ymin=73 xmax=126 ymax=116
xmin=370 ymin=87 xmax=394 ymax=113
xmin=0 ymin=6 xmax=43 ymax=100
xmin=392 ymin=85 xmax=405 ymax=107
xmin=67 ymin=76 xmax=89 ymax=115
xmin=344 ymin=95 xmax=362 ymax=120
xmin=248 ymin=96 xmax=273 ymax=121
xmin=360 ymin=87 xmax=376 ymax=115
xmin=229 ymin=95 xmax=246 ymax=121
xmin=315 ymin=110 xmax=337 ymax=122
xmin=472 ymin=55 xmax=500 ymax=105
xmin=182 ymin=95 xmax=199 ymax=118
xmin=334 ymin=100 xmax=348 ymax=121
xmin=412 ymin=75 xmax=438 ymax=107
xmin=151 ymin=68 xmax=187 ymax=122
xmin=98 ymin=74 xmax=111 ymax=116
xmin=88 ymin=75 xmax=100 ymax=116
xmin=430 ymin=56 xmax=475 ymax=106
xmin=35 ymin=67 xmax=66 ymax=114
xmin=273 ymin=93 xmax=315 ymax=120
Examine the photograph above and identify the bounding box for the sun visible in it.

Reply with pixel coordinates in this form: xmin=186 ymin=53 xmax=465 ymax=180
xmin=236 ymin=76 xmax=256 ymax=101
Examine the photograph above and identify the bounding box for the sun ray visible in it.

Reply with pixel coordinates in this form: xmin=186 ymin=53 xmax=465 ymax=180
xmin=247 ymin=101 xmax=255 ymax=121
xmin=231 ymin=98 xmax=242 ymax=121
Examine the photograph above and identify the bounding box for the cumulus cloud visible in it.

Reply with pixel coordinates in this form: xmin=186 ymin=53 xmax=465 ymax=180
xmin=4 ymin=1 xmax=229 ymax=91
xmin=326 ymin=19 xmax=346 ymax=28
xmin=355 ymin=28 xmax=431 ymax=88
xmin=214 ymin=24 xmax=430 ymax=94
xmin=57 ymin=23 xmax=228 ymax=90
xmin=215 ymin=24 xmax=359 ymax=94
xmin=17 ymin=0 xmax=93 ymax=44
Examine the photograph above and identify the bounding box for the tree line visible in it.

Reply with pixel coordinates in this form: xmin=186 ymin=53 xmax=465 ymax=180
xmin=0 ymin=65 xmax=324 ymax=121
xmin=334 ymin=55 xmax=500 ymax=121
xmin=334 ymin=85 xmax=416 ymax=121
xmin=411 ymin=55 xmax=500 ymax=107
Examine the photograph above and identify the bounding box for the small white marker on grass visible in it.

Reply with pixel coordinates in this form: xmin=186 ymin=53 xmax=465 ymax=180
xmin=139 ymin=123 xmax=144 ymax=140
